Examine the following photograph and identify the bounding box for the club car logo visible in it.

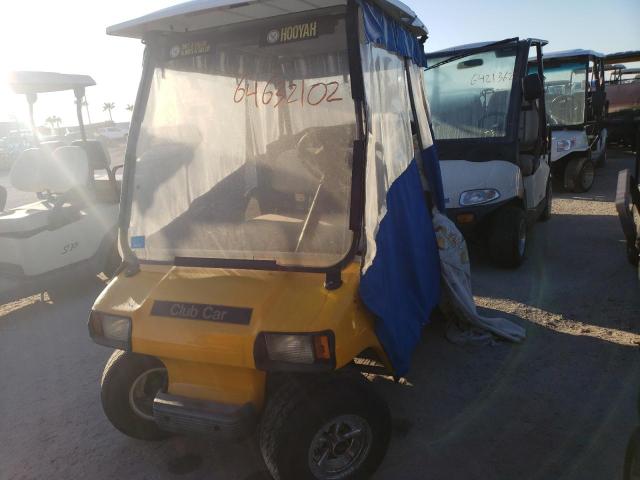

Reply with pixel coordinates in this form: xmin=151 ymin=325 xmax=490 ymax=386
xmin=169 ymin=40 xmax=211 ymax=59
xmin=151 ymin=300 xmax=252 ymax=325
xmin=266 ymin=21 xmax=318 ymax=45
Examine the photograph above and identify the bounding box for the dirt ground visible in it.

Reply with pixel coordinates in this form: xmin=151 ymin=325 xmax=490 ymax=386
xmin=0 ymin=150 xmax=638 ymax=480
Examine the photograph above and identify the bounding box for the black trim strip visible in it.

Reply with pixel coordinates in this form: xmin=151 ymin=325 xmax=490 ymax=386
xmin=346 ymin=0 xmax=365 ymax=102
xmin=119 ymin=43 xmax=157 ymax=274
xmin=349 ymin=139 xmax=366 ymax=231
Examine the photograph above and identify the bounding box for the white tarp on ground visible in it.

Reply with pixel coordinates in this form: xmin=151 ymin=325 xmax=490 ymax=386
xmin=432 ymin=209 xmax=527 ymax=345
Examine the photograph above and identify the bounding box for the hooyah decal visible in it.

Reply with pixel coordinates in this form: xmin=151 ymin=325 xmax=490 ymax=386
xmin=266 ymin=21 xmax=319 ymax=45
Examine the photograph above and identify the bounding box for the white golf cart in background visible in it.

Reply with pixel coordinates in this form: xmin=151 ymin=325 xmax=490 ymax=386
xmin=607 ymin=51 xmax=640 ymax=269
xmin=530 ymin=50 xmax=608 ymax=193
xmin=424 ymin=38 xmax=551 ymax=268
xmin=0 ymin=72 xmax=121 ymax=303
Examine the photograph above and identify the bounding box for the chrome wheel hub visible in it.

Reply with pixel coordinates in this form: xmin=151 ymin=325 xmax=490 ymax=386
xmin=128 ymin=368 xmax=168 ymax=421
xmin=308 ymin=414 xmax=373 ymax=479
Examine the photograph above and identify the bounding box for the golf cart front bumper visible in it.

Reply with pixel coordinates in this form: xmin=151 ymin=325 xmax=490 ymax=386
xmin=446 ymin=200 xmax=507 ymax=235
xmin=153 ymin=392 xmax=257 ymax=439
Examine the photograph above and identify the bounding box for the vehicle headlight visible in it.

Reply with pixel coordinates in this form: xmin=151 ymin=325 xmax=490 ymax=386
xmin=459 ymin=189 xmax=501 ymax=206
xmin=254 ymin=332 xmax=335 ymax=371
xmin=88 ymin=311 xmax=131 ymax=350
xmin=556 ymin=138 xmax=577 ymax=152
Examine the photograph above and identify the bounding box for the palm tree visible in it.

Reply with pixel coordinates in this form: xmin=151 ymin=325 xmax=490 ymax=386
xmin=45 ymin=115 xmax=62 ymax=132
xmin=126 ymin=104 xmax=134 ymax=112
xmin=102 ymin=102 xmax=116 ymax=122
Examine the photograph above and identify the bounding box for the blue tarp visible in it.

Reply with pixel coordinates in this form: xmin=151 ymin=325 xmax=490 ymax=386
xmin=360 ymin=153 xmax=442 ymax=376
xmin=358 ymin=1 xmax=443 ymax=376
xmin=359 ymin=0 xmax=427 ymax=67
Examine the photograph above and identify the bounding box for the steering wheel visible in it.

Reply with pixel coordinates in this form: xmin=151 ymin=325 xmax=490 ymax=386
xmin=296 ymin=131 xmax=326 ymax=180
xmin=478 ymin=112 xmax=506 ymax=136
xmin=550 ymin=94 xmax=575 ymax=118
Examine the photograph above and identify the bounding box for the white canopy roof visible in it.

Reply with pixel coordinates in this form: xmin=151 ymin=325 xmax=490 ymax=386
xmin=426 ymin=38 xmax=547 ymax=59
xmin=107 ymin=0 xmax=427 ymax=39
xmin=543 ymin=49 xmax=604 ymax=60
xmin=605 ymin=50 xmax=640 ymax=64
xmin=9 ymin=71 xmax=95 ymax=95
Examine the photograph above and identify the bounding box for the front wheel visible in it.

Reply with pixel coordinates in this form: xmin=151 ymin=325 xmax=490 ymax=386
xmin=100 ymin=350 xmax=170 ymax=441
xmin=488 ymin=206 xmax=527 ymax=269
xmin=259 ymin=375 xmax=391 ymax=480
xmin=565 ymin=157 xmax=595 ymax=193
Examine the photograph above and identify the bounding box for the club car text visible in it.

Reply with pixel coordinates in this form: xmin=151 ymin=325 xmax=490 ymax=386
xmin=151 ymin=301 xmax=252 ymax=325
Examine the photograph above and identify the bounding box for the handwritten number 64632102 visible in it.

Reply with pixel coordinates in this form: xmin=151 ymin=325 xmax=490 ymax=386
xmin=234 ymin=77 xmax=343 ymax=107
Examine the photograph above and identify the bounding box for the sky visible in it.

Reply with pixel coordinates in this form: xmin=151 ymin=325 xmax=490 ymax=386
xmin=1 ymin=0 xmax=639 ymax=128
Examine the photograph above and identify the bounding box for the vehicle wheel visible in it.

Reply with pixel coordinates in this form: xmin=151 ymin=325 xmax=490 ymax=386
xmin=625 ymin=427 xmax=640 ymax=480
xmin=488 ymin=206 xmax=527 ymax=269
xmin=100 ymin=350 xmax=170 ymax=441
xmin=565 ymin=157 xmax=595 ymax=193
xmin=259 ymin=375 xmax=391 ymax=480
xmin=596 ymin=144 xmax=607 ymax=168
xmin=539 ymin=178 xmax=552 ymax=222
xmin=46 ymin=275 xmax=93 ymax=302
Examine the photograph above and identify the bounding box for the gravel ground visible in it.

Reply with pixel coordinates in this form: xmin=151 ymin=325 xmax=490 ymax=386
xmin=0 ymin=150 xmax=638 ymax=480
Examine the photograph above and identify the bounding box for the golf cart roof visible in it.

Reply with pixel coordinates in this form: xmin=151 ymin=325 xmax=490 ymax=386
xmin=539 ymin=49 xmax=604 ymax=63
xmin=425 ymin=38 xmax=548 ymax=59
xmin=9 ymin=71 xmax=96 ymax=95
xmin=107 ymin=0 xmax=428 ymax=39
xmin=605 ymin=50 xmax=640 ymax=64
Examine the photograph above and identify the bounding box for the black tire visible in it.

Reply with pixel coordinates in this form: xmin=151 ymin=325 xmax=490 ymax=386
xmin=539 ymin=178 xmax=552 ymax=222
xmin=488 ymin=206 xmax=527 ymax=269
xmin=565 ymin=157 xmax=595 ymax=193
xmin=100 ymin=350 xmax=170 ymax=441
xmin=625 ymin=427 xmax=640 ymax=480
xmin=259 ymin=374 xmax=391 ymax=480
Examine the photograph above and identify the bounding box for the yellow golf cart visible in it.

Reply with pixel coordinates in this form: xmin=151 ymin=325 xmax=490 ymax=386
xmin=89 ymin=1 xmax=444 ymax=478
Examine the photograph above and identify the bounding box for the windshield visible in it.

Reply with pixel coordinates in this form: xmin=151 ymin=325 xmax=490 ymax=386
xmin=129 ymin=12 xmax=357 ymax=268
xmin=425 ymin=45 xmax=518 ymax=140
xmin=540 ymin=62 xmax=587 ymax=126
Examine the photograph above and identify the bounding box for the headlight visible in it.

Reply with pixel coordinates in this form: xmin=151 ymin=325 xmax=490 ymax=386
xmin=556 ymin=138 xmax=576 ymax=152
xmin=459 ymin=189 xmax=501 ymax=206
xmin=254 ymin=332 xmax=335 ymax=371
xmin=88 ymin=311 xmax=131 ymax=350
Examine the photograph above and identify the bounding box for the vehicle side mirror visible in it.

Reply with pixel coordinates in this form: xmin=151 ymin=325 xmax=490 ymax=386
xmin=0 ymin=185 xmax=6 ymax=211
xmin=523 ymin=73 xmax=543 ymax=102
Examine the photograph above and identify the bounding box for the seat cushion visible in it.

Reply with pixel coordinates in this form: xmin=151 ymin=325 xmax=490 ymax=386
xmin=519 ymin=102 xmax=540 ymax=151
